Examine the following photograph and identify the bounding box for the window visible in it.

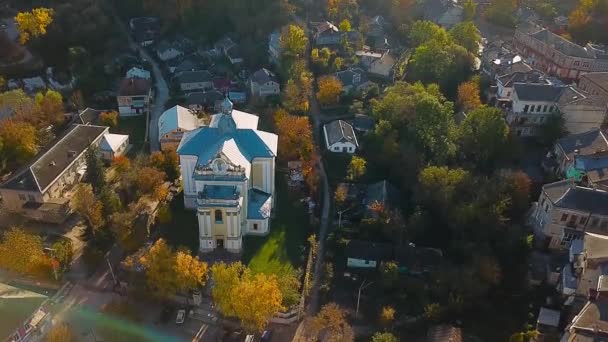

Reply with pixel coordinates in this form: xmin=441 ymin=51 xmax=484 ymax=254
xmin=28 ymin=195 xmax=35 ymax=202
xmin=569 ymin=214 xmax=578 ymax=225
xmin=540 ymin=116 xmax=545 ymax=123
xmin=574 ymin=61 xmax=580 ymax=66
xmin=561 ymin=213 xmax=568 ymax=222
xmin=524 ymin=105 xmax=529 ymax=113
xmin=583 ymin=62 xmax=589 ymax=68
xmin=253 ymin=223 xmax=259 ymax=231
xmin=541 ymin=198 xmax=546 ymax=207
xmin=561 ymin=231 xmax=580 ymax=246
xmin=549 ymin=105 xmax=555 ymax=112
xmin=543 ymin=105 xmax=548 ymax=112
xmin=530 ymin=105 xmax=535 ymax=112
xmin=580 ymin=216 xmax=587 ymax=225
xmin=214 ymin=210 xmax=223 ymax=223
xmin=18 ymin=194 xmax=26 ymax=201
xmin=592 ymin=218 xmax=600 ymax=227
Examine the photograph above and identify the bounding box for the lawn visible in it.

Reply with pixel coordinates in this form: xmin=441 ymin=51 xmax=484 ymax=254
xmin=242 ymin=172 xmax=311 ymax=275
xmin=158 ymin=193 xmax=199 ymax=253
xmin=111 ymin=116 xmax=147 ymax=154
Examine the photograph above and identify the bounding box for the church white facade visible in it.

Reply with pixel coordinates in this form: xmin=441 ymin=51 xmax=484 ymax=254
xmin=177 ymin=98 xmax=278 ymax=253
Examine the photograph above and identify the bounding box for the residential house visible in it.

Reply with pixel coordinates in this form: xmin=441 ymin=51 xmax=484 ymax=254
xmin=175 ymin=71 xmax=213 ymax=92
xmin=313 ymin=21 xmax=361 ymax=47
xmin=334 ymin=68 xmax=373 ymax=94
xmin=158 ymin=105 xmax=201 ymax=151
xmin=129 ymin=17 xmax=159 ymax=47
xmin=249 ymin=68 xmax=280 ymax=98
xmin=356 ymin=48 xmax=396 ymax=79
xmin=345 ymin=240 xmax=392 ymax=269
xmin=225 ymin=45 xmax=243 ymax=65
xmin=268 ymin=31 xmax=281 ymax=64
xmin=514 ymin=24 xmax=608 ymax=80
xmin=323 ymin=120 xmax=359 ymax=153
xmin=421 ymin=0 xmax=464 ymax=29
xmin=214 ymin=37 xmax=236 ymax=55
xmin=353 ymin=114 xmax=376 ymax=133
xmin=172 ymin=59 xmax=201 ymax=74
xmin=72 ymin=107 xmax=102 ymax=125
xmin=0 ymin=125 xmax=108 ymax=220
xmin=543 ymin=129 xmax=608 ymax=178
xmin=536 ymin=307 xmax=560 ymax=334
xmin=126 ymin=67 xmax=151 ymax=80
xmin=185 ymin=90 xmax=224 ymax=113
xmin=116 ymin=78 xmax=151 ymax=116
xmin=562 ymin=282 xmax=608 ymax=341
xmin=100 ymin=133 xmax=129 ymax=161
xmin=578 ymin=72 xmax=608 ymax=101
xmin=558 ymin=87 xmax=608 ymax=134
xmin=156 ymin=41 xmax=183 ymax=62
xmin=495 ymin=70 xmax=545 ymax=103
xmin=177 ymin=97 xmax=278 ymax=253
xmin=426 ymin=325 xmax=463 ymax=342
xmin=530 ymin=179 xmax=608 ymax=249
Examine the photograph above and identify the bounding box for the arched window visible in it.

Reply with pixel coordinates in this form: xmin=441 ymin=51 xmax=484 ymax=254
xmin=215 ymin=210 xmax=223 ymax=223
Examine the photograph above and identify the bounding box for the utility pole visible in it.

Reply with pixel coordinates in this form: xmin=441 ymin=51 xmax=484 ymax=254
xmin=338 ymin=207 xmax=351 ymax=229
xmin=44 ymin=248 xmax=59 ymax=281
xmin=106 ymin=256 xmax=118 ymax=286
xmin=355 ymin=279 xmax=373 ymax=319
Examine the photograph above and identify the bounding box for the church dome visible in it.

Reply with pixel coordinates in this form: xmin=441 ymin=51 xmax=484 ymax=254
xmin=221 ymin=96 xmax=233 ymax=115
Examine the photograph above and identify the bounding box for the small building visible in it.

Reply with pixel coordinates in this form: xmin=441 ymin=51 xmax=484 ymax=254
xmin=345 ymin=240 xmax=392 ymax=269
xmin=421 ymin=0 xmax=464 ymax=29
xmin=126 ymin=66 xmax=151 ymax=80
xmin=495 ymin=70 xmax=545 ymax=102
xmin=214 ymin=37 xmax=236 ymax=54
xmin=543 ymin=129 xmax=608 ymax=178
xmin=129 ymin=17 xmax=159 ymax=47
xmin=323 ymin=120 xmax=358 ymax=154
xmin=356 ymin=48 xmax=396 ymax=79
xmin=185 ymin=90 xmax=224 ymax=113
xmin=156 ymin=41 xmax=183 ymax=62
xmin=0 ymin=125 xmax=108 ymax=216
xmin=100 ymin=133 xmax=129 ymax=160
xmin=73 ymin=107 xmax=103 ymax=125
xmin=116 ymin=78 xmax=152 ymax=116
xmin=175 ymin=70 xmax=214 ymax=92
xmin=249 ymin=68 xmax=280 ymax=98
xmin=353 ymin=114 xmax=376 ymax=133
xmin=536 ymin=307 xmax=560 ymax=333
xmin=172 ymin=58 xmax=201 ymax=74
xmin=334 ymin=68 xmax=373 ymax=94
xmin=313 ymin=21 xmax=361 ymax=47
xmin=225 ymin=45 xmax=244 ymax=65
xmin=158 ymin=105 xmax=201 ymax=151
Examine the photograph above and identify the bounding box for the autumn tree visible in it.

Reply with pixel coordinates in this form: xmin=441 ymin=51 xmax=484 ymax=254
xmin=175 ymin=250 xmax=209 ymax=292
xmin=33 ymin=90 xmax=64 ymax=127
xmin=379 ymin=306 xmax=396 ymax=327
xmin=346 ymin=156 xmax=366 ymax=181
xmin=148 ymin=150 xmax=180 ymax=182
xmin=309 ymin=303 xmax=354 ymax=342
xmin=457 ymin=79 xmax=481 ymax=112
xmin=458 ymin=106 xmax=509 ymax=170
xmin=15 ymin=8 xmax=54 ymax=44
xmin=280 ymin=25 xmax=308 ymax=59
xmin=133 ymin=166 xmax=166 ymax=199
xmin=274 ymin=109 xmax=314 ymax=161
xmin=372 ymin=332 xmax=398 ymax=342
xmin=463 ymin=0 xmax=477 ymax=20
xmin=84 ymin=146 xmax=106 ymax=194
xmin=317 ymin=76 xmax=343 ymax=106
xmin=449 ymin=21 xmax=482 ymax=54
xmin=71 ymin=183 xmax=105 ymax=231
xmin=339 ymin=19 xmax=352 ymax=31
xmin=0 ymin=227 xmax=45 ymax=275
xmin=326 ymin=0 xmax=359 ymax=21
xmin=211 ymin=262 xmax=283 ymax=332
xmin=110 ymin=202 xmax=147 ymax=253
xmin=0 ymin=120 xmax=38 ymax=167
xmin=99 ymin=111 xmax=119 ymax=127
xmin=46 ymin=323 xmax=75 ymax=342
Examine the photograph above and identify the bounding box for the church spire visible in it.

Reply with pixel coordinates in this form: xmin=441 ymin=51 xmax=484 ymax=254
xmin=221 ymin=93 xmax=233 ymax=115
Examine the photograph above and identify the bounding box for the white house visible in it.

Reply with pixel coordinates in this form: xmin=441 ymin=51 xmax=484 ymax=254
xmin=126 ymin=67 xmax=151 ymax=80
xmin=158 ymin=105 xmax=201 ymax=151
xmin=175 ymin=71 xmax=213 ymax=92
xmin=323 ymin=120 xmax=359 ymax=153
xmin=249 ymin=68 xmax=280 ymax=98
xmin=345 ymin=240 xmax=392 ymax=269
xmin=357 ymin=49 xmax=396 ymax=79
xmin=156 ymin=41 xmax=183 ymax=61
xmin=116 ymin=78 xmax=152 ymax=116
xmin=176 ymin=97 xmax=278 ymax=253
xmin=100 ymin=133 xmax=129 ymax=161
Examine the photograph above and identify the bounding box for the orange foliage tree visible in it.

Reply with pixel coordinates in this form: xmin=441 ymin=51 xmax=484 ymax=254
xmin=457 ymin=80 xmax=481 ymax=112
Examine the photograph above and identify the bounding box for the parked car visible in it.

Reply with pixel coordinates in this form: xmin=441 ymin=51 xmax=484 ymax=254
xmin=176 ymin=309 xmax=186 ymax=324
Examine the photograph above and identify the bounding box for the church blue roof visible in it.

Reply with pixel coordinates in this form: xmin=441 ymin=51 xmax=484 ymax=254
xmin=177 ymin=126 xmax=275 ymax=165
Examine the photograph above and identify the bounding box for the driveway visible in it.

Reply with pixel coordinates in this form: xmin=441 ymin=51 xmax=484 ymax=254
xmin=138 ymin=48 xmax=168 ymax=152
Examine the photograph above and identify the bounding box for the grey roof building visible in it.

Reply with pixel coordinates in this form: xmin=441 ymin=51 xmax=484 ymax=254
xmin=175 ymin=70 xmax=213 ymax=84
xmin=251 ymin=68 xmax=278 ymax=84
xmin=323 ymin=120 xmax=359 ymax=153
xmin=513 ymin=83 xmax=566 ymax=102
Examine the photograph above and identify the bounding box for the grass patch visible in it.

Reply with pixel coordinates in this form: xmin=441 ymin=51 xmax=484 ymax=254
xmin=323 ymin=152 xmax=352 ymax=185
xmin=111 ymin=116 xmax=147 ymax=154
xmin=242 ymin=172 xmax=310 ymax=274
xmin=158 ymin=192 xmax=199 ymax=253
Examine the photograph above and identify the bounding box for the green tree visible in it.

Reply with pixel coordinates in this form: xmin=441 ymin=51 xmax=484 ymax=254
xmin=372 ymin=332 xmax=398 ymax=342
xmin=280 ymin=25 xmax=308 ymax=58
xmin=84 ymin=146 xmax=106 ymax=194
xmin=339 ymin=19 xmax=352 ymax=31
xmin=463 ymin=0 xmax=477 ymax=20
xmin=33 ymin=90 xmax=64 ymax=127
xmin=417 ymin=166 xmax=471 ymax=214
xmin=540 ymin=112 xmax=567 ymax=145
xmin=51 ymin=238 xmax=74 ymax=272
xmin=99 ymin=186 xmax=122 ymax=217
xmin=449 ymin=21 xmax=482 ymax=54
xmin=458 ymin=106 xmax=509 ymax=170
xmin=409 ymin=20 xmax=449 ymax=46
xmin=485 ymin=0 xmax=517 ymax=28
xmin=346 ymin=156 xmax=366 ymax=180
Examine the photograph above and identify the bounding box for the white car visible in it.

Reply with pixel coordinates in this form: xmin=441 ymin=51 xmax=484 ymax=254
xmin=176 ymin=309 xmax=186 ymax=324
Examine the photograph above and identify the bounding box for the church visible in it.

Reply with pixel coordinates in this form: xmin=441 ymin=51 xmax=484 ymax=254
xmin=177 ymin=97 xmax=278 ymax=253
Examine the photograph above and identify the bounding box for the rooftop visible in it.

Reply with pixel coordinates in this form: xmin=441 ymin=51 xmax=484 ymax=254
xmin=175 ymin=70 xmax=213 ymax=84
xmin=335 ymin=68 xmax=368 ymax=87
xmin=100 ymin=133 xmax=128 ymax=153
xmin=581 ymin=72 xmax=608 ymax=94
xmin=251 ymin=68 xmax=278 ymax=84
xmin=118 ymin=78 xmax=151 ymax=96
xmin=513 ymin=83 xmax=565 ymax=102
xmin=542 ymin=180 xmax=608 ymax=215
xmin=2 ymin=124 xmax=108 ymax=193
xmin=247 ymin=189 xmax=272 ymax=220
xmin=557 ymin=129 xmax=608 ymax=160
xmin=158 ymin=105 xmax=200 ymax=137
xmin=344 ymin=240 xmax=392 ymax=261
xmin=324 ymin=120 xmax=358 ymax=146
xmin=529 ymin=28 xmax=604 ymax=59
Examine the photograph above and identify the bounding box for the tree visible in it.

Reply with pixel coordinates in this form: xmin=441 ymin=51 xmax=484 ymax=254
xmin=379 ymin=306 xmax=396 ymax=327
xmin=317 ymin=76 xmax=343 ymax=106
xmin=274 ymin=109 xmax=314 ymax=161
xmin=0 ymin=227 xmax=45 ymax=275
xmin=457 ymin=80 xmax=481 ymax=112
xmin=46 ymin=323 xmax=75 ymax=342
xmin=149 ymin=150 xmax=180 ymax=182
xmin=417 ymin=166 xmax=471 ymax=215
xmin=133 ymin=167 xmax=166 ymax=198
xmin=84 ymin=146 xmax=106 ymax=194
xmin=0 ymin=120 xmax=38 ymax=167
xmin=70 ymin=90 xmax=85 ymax=111
xmin=71 ymin=184 xmax=105 ymax=231
xmin=33 ymin=90 xmax=64 ymax=127
xmin=139 ymin=239 xmax=177 ymax=299
xmin=540 ymin=112 xmax=567 ymax=145
xmin=372 ymin=332 xmax=399 ymax=342
xmin=339 ymin=19 xmax=352 ymax=31
xmin=310 ymin=303 xmax=354 ymax=342
xmin=174 ymin=250 xmax=209 ymax=292
xmin=110 ymin=204 xmax=145 ymax=253
xmin=51 ymin=238 xmax=74 ymax=272
xmin=100 ymin=186 xmax=122 ymax=217
xmin=346 ymin=156 xmax=366 ymax=180
xmin=112 ymin=155 xmax=131 ymax=173
xmin=458 ymin=106 xmax=509 ymax=169
xmin=99 ymin=111 xmax=119 ymax=127
xmin=326 ymin=0 xmax=359 ymax=21
xmin=380 ymin=261 xmax=399 ymax=289
xmin=211 ymin=262 xmax=283 ymax=332
xmin=424 ymin=302 xmax=442 ymax=321
xmin=463 ymin=0 xmax=477 ymax=20
xmin=409 ymin=20 xmax=450 ymax=47
xmin=449 ymin=21 xmax=482 ymax=54
xmin=15 ymin=8 xmax=54 ymax=44
xmin=283 ymin=79 xmax=310 ymax=113
xmin=280 ymin=25 xmax=308 ymax=58
xmin=484 ymin=0 xmax=517 ymax=28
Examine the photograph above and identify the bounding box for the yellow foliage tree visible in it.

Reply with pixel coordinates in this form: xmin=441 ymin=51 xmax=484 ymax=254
xmin=99 ymin=111 xmax=119 ymax=127
xmin=71 ymin=184 xmax=104 ymax=230
xmin=33 ymin=90 xmax=64 ymax=127
xmin=280 ymin=25 xmax=308 ymax=58
xmin=174 ymin=250 xmax=209 ymax=292
xmin=0 ymin=227 xmax=45 ymax=275
xmin=316 ymin=76 xmax=343 ymax=106
xmin=0 ymin=119 xmax=38 ymax=166
xmin=15 ymin=8 xmax=54 ymax=44
xmin=457 ymin=80 xmax=481 ymax=112
xmin=211 ymin=262 xmax=246 ymax=316
xmin=379 ymin=306 xmax=396 ymax=327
